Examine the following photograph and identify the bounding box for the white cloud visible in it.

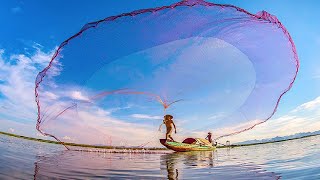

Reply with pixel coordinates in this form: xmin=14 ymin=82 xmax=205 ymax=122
xmin=0 ymin=43 xmax=319 ymax=148
xmin=43 ymin=91 xmax=59 ymax=100
xmin=70 ymin=91 xmax=90 ymax=101
xmin=0 ymin=46 xmax=164 ymax=147
xmin=95 ymin=108 xmax=111 ymax=116
xmin=131 ymin=114 xmax=162 ymax=120
xmin=45 ymin=107 xmax=163 ymax=146
xmin=222 ymin=96 xmax=320 ymax=143
xmin=291 ymin=96 xmax=320 ymax=112
xmin=0 ymin=47 xmax=56 ymax=124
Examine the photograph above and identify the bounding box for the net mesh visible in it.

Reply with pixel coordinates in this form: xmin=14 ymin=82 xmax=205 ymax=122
xmin=35 ymin=0 xmax=299 ymax=149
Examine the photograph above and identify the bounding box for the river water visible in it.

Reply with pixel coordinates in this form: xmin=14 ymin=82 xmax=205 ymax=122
xmin=0 ymin=134 xmax=319 ymax=179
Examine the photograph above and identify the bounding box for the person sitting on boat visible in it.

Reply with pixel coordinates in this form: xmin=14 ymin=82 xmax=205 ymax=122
xmin=159 ymin=114 xmax=177 ymax=141
xmin=205 ymin=132 xmax=212 ymax=143
xmin=205 ymin=132 xmax=218 ymax=146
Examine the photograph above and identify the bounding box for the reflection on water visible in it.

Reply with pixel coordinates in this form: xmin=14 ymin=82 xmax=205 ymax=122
xmin=1 ymin=134 xmax=320 ymax=179
xmin=33 ymin=150 xmax=279 ymax=179
xmin=160 ymin=152 xmax=279 ymax=179
xmin=33 ymin=151 xmax=164 ymax=179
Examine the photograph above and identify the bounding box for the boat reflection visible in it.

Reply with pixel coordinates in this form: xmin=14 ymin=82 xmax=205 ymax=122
xmin=160 ymin=151 xmax=280 ymax=180
xmin=32 ymin=149 xmax=280 ymax=179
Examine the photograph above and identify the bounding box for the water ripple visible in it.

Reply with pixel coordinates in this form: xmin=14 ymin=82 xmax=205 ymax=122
xmin=1 ymin=135 xmax=320 ymax=179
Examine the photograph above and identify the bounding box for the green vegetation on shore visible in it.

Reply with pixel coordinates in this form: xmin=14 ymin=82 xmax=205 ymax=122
xmin=0 ymin=131 xmax=166 ymax=150
xmin=1 ymin=131 xmax=318 ymax=150
xmin=225 ymin=133 xmax=320 ymax=148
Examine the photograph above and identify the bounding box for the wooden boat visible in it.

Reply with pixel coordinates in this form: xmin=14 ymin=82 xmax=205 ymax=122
xmin=160 ymin=138 xmax=216 ymax=152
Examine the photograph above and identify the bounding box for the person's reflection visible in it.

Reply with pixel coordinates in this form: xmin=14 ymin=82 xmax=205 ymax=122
xmin=208 ymin=151 xmax=215 ymax=167
xmin=34 ymin=149 xmax=280 ymax=179
xmin=161 ymin=153 xmax=179 ymax=180
xmin=161 ymin=151 xmax=217 ymax=179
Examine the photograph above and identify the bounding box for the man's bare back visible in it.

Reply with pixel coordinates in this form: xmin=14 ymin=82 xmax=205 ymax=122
xmin=159 ymin=114 xmax=177 ymax=141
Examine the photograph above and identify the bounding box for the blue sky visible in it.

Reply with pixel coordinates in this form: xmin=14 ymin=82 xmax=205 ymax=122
xmin=1 ymin=0 xmax=319 ymax=108
xmin=1 ymin=0 xmax=320 ymax=145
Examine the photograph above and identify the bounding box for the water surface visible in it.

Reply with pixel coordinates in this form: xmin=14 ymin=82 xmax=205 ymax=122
xmin=0 ymin=134 xmax=319 ymax=179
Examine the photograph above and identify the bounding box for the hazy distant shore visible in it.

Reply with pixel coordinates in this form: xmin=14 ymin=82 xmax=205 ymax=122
xmin=1 ymin=131 xmax=319 ymax=150
xmin=0 ymin=131 xmax=167 ymax=151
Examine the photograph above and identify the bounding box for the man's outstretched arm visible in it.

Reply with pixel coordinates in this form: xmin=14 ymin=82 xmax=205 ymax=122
xmin=173 ymin=123 xmax=177 ymax=133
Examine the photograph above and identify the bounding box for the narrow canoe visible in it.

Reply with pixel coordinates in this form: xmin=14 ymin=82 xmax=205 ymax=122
xmin=160 ymin=139 xmax=216 ymax=152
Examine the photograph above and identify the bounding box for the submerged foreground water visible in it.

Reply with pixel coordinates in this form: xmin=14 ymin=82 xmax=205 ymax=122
xmin=0 ymin=134 xmax=319 ymax=179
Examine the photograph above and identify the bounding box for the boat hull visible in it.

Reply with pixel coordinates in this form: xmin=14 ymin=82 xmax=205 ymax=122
xmin=160 ymin=139 xmax=216 ymax=152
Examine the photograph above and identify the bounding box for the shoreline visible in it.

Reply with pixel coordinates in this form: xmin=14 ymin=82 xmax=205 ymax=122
xmin=0 ymin=131 xmax=165 ymax=150
xmin=226 ymin=133 xmax=320 ymax=148
xmin=1 ymin=131 xmax=319 ymax=150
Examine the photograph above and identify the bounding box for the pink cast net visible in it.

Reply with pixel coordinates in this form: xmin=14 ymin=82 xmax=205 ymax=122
xmin=35 ymin=0 xmax=299 ymax=149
